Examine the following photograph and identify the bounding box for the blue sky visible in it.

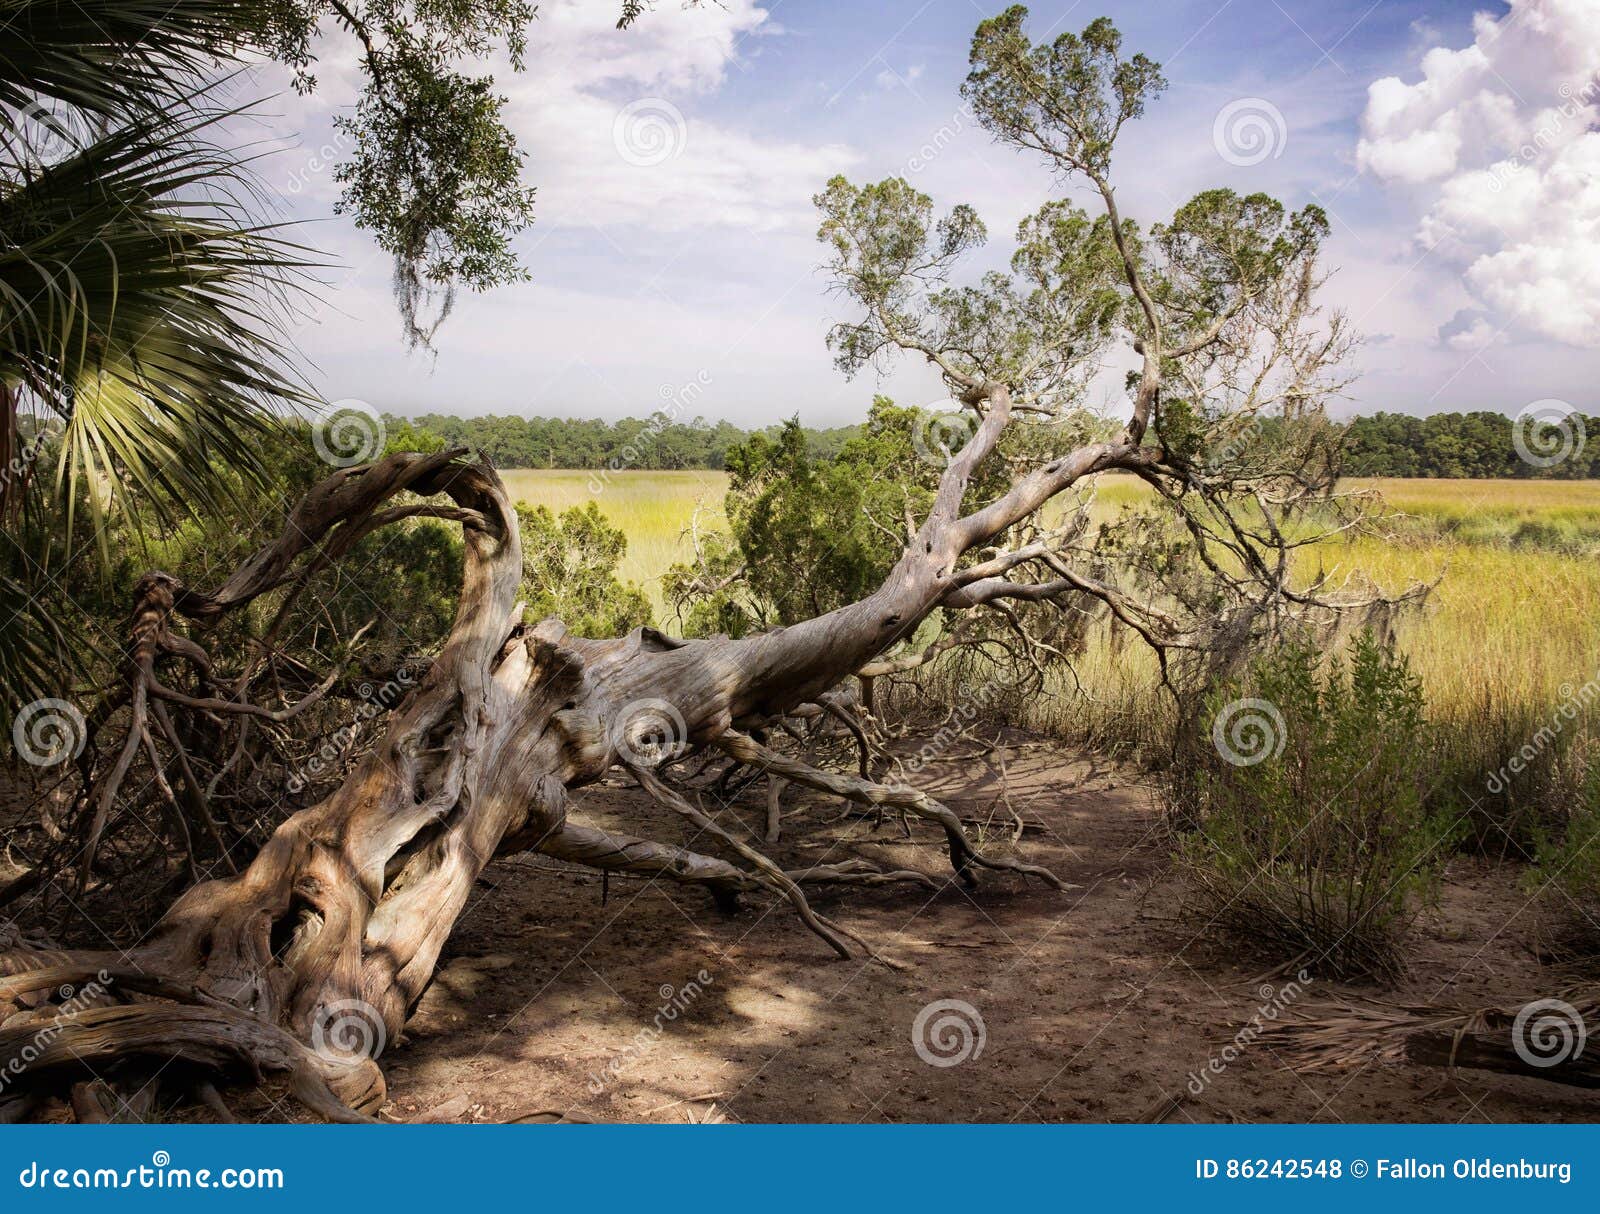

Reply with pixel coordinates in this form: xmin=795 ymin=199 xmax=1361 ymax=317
xmin=252 ymin=0 xmax=1600 ymax=426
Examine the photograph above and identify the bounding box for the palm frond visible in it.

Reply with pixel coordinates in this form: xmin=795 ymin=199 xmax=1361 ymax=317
xmin=0 ymin=0 xmax=266 ymax=123
xmin=1 ymin=108 xmax=320 ymax=550
xmin=0 ymin=567 xmax=70 ymax=703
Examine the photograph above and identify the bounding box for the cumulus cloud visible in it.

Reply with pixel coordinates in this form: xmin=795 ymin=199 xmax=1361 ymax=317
xmin=874 ymin=63 xmax=926 ymax=91
xmin=1356 ymin=0 xmax=1600 ymax=347
xmin=1438 ymin=308 xmax=1499 ymax=352
xmin=502 ymin=0 xmax=857 ymax=233
xmin=248 ymin=1 xmax=854 ymax=235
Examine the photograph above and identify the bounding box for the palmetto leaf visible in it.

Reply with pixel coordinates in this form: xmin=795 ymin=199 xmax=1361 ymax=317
xmin=0 ymin=569 xmax=66 ymax=703
xmin=1 ymin=109 xmax=319 ymax=548
xmin=0 ymin=0 xmax=314 ymax=706
xmin=0 ymin=0 xmax=267 ymax=122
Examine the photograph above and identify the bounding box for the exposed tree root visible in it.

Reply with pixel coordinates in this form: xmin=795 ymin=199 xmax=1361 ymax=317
xmin=532 ymin=821 xmax=934 ymax=897
xmin=713 ymin=731 xmax=1070 ymax=891
xmin=626 ymin=764 xmax=855 ymax=959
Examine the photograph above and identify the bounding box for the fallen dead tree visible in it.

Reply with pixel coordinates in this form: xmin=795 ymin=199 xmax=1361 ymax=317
xmin=0 ymin=11 xmax=1419 ymax=1120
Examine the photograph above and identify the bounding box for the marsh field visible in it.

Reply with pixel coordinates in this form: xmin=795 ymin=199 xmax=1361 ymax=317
xmin=505 ymin=468 xmax=1600 ymax=765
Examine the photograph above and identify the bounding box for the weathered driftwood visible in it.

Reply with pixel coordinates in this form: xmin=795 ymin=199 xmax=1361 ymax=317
xmin=0 ymin=390 xmax=1134 ymax=1118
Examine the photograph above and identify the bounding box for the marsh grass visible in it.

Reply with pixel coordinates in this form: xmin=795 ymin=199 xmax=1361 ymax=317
xmin=515 ymin=468 xmax=1600 ymax=866
xmin=502 ymin=469 xmax=728 ymax=609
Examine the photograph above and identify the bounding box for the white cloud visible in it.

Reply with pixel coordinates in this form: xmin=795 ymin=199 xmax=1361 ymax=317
xmin=874 ymin=63 xmax=925 ymax=91
xmin=1439 ymin=309 xmax=1499 ymax=352
xmin=1356 ymin=0 xmax=1600 ymax=347
xmin=502 ymin=0 xmax=858 ymax=233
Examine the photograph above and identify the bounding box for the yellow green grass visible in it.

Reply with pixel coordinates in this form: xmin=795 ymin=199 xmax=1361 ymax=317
xmin=1062 ymin=476 xmax=1600 ymax=732
xmin=502 ymin=469 xmax=729 ymax=604
xmin=506 ymin=469 xmax=1600 ymax=759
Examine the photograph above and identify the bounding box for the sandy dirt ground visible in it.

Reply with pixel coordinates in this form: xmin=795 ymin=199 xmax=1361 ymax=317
xmin=312 ymin=730 xmax=1596 ymax=1125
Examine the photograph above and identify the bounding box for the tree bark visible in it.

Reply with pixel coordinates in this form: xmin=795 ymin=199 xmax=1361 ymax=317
xmin=1 ymin=423 xmax=1108 ymax=1118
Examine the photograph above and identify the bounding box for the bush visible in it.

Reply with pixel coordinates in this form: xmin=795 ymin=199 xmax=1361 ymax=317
xmin=1172 ymin=633 xmax=1457 ymax=979
xmin=516 ymin=502 xmax=652 ymax=637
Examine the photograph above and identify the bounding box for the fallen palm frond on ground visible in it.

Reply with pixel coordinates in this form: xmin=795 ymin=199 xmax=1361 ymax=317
xmin=1264 ymin=991 xmax=1600 ymax=1090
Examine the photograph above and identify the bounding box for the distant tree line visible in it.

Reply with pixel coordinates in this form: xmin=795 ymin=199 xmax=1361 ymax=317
xmin=387 ymin=412 xmax=862 ymax=470
xmin=1341 ymin=411 xmax=1600 ymax=478
xmin=387 ymin=408 xmax=1599 ymax=478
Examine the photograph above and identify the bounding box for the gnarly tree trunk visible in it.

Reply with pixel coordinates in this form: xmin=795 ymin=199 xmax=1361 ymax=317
xmin=1 ymin=414 xmax=1116 ymax=1119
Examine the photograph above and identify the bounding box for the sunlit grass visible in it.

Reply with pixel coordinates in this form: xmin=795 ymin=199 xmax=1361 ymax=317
xmin=509 ymin=470 xmax=1600 ymax=785
xmin=1347 ymin=477 xmax=1600 ymax=553
xmin=501 ymin=469 xmax=729 ymax=606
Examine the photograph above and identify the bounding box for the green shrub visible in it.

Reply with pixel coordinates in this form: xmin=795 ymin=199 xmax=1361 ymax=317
xmin=1172 ymin=633 xmax=1457 ymax=979
xmin=516 ymin=502 xmax=653 ymax=638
